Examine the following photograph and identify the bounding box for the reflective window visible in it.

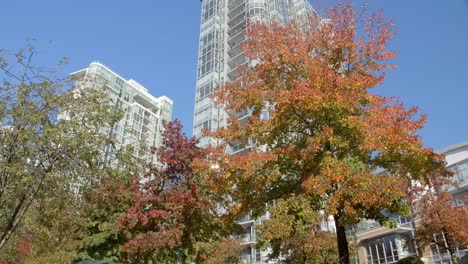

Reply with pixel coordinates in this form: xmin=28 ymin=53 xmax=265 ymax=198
xmin=202 ymin=0 xmax=215 ymax=23
xmin=197 ymin=80 xmax=213 ymax=99
xmin=198 ymin=31 xmax=215 ymax=79
xmin=447 ymin=159 xmax=468 ymax=190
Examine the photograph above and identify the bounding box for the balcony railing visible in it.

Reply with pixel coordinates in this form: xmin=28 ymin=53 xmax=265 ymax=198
xmin=233 ymin=233 xmax=256 ymax=244
xmin=347 ymin=215 xmax=413 ymax=235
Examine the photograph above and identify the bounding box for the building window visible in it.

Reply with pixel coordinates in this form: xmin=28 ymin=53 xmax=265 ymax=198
xmin=202 ymin=120 xmax=211 ymax=129
xmin=202 ymin=0 xmax=215 ymax=23
xmin=197 ymin=30 xmax=217 ymax=79
xmin=115 ymin=77 xmax=124 ymax=86
xmin=197 ymin=80 xmax=214 ymax=99
xmin=364 ymin=234 xmax=415 ymax=264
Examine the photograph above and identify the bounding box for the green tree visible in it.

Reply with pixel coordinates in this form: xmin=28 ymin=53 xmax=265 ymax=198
xmin=0 ymin=44 xmax=127 ymax=256
xmin=256 ymin=195 xmax=348 ymax=263
xmin=3 ymin=188 xmax=84 ymax=264
xmin=75 ymin=173 xmax=138 ymax=262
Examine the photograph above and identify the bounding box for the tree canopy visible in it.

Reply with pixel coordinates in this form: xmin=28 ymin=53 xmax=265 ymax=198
xmin=119 ymin=120 xmax=236 ymax=263
xmin=211 ymin=1 xmax=450 ymax=263
xmin=0 ymin=45 xmax=139 ymax=263
xmin=414 ymin=178 xmax=468 ymax=264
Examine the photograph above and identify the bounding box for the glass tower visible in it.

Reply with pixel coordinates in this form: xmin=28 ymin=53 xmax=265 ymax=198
xmin=71 ymin=62 xmax=173 ymax=163
xmin=193 ymin=1 xmax=318 ymax=263
xmin=193 ymin=0 xmax=318 ymax=149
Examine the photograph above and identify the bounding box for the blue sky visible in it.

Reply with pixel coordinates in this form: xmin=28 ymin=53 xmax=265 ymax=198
xmin=2 ymin=1 xmax=467 ymax=150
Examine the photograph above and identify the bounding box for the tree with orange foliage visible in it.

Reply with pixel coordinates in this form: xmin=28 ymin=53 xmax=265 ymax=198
xmin=212 ymin=1 xmax=449 ymax=263
xmin=414 ymin=180 xmax=468 ymax=264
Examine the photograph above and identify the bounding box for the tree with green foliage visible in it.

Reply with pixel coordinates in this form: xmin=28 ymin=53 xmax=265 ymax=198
xmin=0 ymin=44 xmax=134 ymax=261
xmin=256 ymin=195 xmax=348 ymax=263
xmin=2 ymin=187 xmax=84 ymax=263
xmin=75 ymin=174 xmax=138 ymax=262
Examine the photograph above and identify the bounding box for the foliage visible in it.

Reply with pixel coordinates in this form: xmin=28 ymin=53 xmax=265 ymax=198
xmin=211 ymin=1 xmax=449 ymax=263
xmin=0 ymin=260 xmax=18 ymax=264
xmin=197 ymin=238 xmax=243 ymax=264
xmin=256 ymin=195 xmax=345 ymax=263
xmin=75 ymin=174 xmax=138 ymax=262
xmin=0 ymin=181 xmax=82 ymax=263
xmin=119 ymin=120 xmax=233 ymax=263
xmin=0 ymin=44 xmax=137 ymax=259
xmin=414 ymin=179 xmax=468 ymax=264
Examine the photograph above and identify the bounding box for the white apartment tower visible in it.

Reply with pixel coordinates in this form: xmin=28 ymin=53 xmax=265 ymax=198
xmin=193 ymin=1 xmax=318 ymax=263
xmin=71 ymin=62 xmax=173 ymax=163
xmin=193 ymin=0 xmax=319 ymax=149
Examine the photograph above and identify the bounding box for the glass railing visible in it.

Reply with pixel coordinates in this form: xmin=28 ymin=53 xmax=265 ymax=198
xmin=233 ymin=233 xmax=256 ymax=243
xmin=240 ymin=256 xmax=271 ymax=264
xmin=347 ymin=215 xmax=412 ymax=235
xmin=237 ymin=214 xmax=253 ymax=223
xmin=237 ymin=211 xmax=271 ymax=224
xmin=230 ymin=139 xmax=256 ymax=154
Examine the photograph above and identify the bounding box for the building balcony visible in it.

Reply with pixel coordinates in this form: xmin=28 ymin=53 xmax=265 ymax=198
xmin=227 ymin=61 xmax=248 ymax=81
xmin=228 ymin=0 xmax=244 ymax=10
xmin=228 ymin=30 xmax=244 ymax=49
xmin=228 ymin=18 xmax=246 ymax=37
xmin=240 ymin=256 xmax=272 ymax=264
xmin=348 ymin=218 xmax=414 ymax=244
xmin=228 ymin=53 xmax=247 ymax=69
xmin=228 ymin=11 xmax=246 ymax=27
xmin=228 ymin=2 xmax=246 ymax=19
xmin=233 ymin=233 xmax=257 ymax=245
xmin=229 ymin=139 xmax=256 ymax=156
xmin=228 ymin=44 xmax=242 ymax=58
xmin=237 ymin=214 xmax=255 ymax=225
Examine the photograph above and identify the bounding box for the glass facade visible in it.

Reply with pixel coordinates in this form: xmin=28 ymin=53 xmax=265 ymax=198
xmin=193 ymin=0 xmax=319 ymax=148
xmin=446 ymin=158 xmax=468 ymax=193
xmin=193 ymin=1 xmax=319 ymax=263
xmin=71 ymin=62 xmax=173 ymax=163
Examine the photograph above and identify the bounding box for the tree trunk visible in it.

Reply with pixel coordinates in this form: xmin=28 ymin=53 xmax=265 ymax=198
xmin=335 ymin=215 xmax=350 ymax=264
xmin=0 ymin=196 xmax=27 ymax=251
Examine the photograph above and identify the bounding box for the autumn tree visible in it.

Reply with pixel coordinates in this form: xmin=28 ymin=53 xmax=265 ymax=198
xmin=414 ymin=179 xmax=468 ymax=264
xmin=198 ymin=238 xmax=243 ymax=264
xmin=119 ymin=120 xmax=234 ymax=263
xmin=256 ymin=195 xmax=348 ymax=263
xmin=212 ymin=1 xmax=449 ymax=263
xmin=0 ymin=44 xmax=130 ymax=256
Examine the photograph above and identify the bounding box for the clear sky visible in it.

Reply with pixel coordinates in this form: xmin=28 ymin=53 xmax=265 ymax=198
xmin=2 ymin=0 xmax=467 ymax=150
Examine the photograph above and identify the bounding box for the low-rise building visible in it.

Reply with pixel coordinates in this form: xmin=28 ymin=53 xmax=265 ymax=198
xmin=350 ymin=142 xmax=468 ymax=264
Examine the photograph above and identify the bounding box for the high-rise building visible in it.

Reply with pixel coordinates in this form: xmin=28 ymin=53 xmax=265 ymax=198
xmin=193 ymin=1 xmax=318 ymax=263
xmin=193 ymin=0 xmax=319 ymax=149
xmin=71 ymin=62 xmax=173 ymax=163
